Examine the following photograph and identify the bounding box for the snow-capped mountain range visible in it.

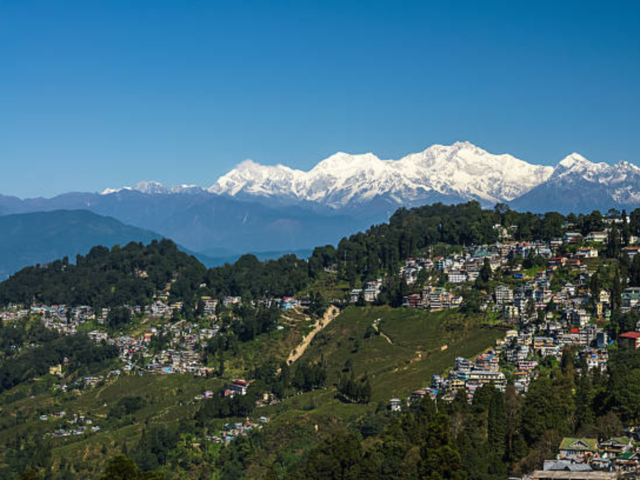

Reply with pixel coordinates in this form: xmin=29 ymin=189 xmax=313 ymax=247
xmin=102 ymin=141 xmax=640 ymax=213
xmin=2 ymin=141 xmax=638 ymax=266
xmin=209 ymin=142 xmax=554 ymax=208
xmin=102 ymin=181 xmax=206 ymax=196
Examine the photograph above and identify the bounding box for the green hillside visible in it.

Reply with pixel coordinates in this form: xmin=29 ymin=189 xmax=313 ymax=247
xmin=0 ymin=306 xmax=503 ymax=479
xmin=2 ymin=202 xmax=640 ymax=479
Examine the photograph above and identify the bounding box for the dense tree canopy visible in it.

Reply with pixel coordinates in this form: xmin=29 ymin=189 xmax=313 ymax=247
xmin=1 ymin=202 xmax=638 ymax=308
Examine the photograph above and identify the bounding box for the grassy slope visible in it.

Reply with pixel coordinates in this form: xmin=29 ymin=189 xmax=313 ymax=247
xmin=238 ymin=306 xmax=504 ymax=477
xmin=298 ymin=306 xmax=504 ymax=401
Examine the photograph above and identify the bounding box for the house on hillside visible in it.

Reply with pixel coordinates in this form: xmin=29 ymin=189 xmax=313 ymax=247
xmin=618 ymin=331 xmax=640 ymax=350
xmin=447 ymin=271 xmax=467 ymax=284
xmin=389 ymin=398 xmax=402 ymax=412
xmin=599 ymin=436 xmax=632 ymax=455
xmin=558 ymin=437 xmax=598 ymax=461
xmin=495 ymin=285 xmax=513 ymax=305
xmin=585 ymin=231 xmax=608 ymax=243
xmin=563 ymin=232 xmax=583 ymax=244
xmin=531 ymin=471 xmax=616 ymax=480
xmin=621 ymin=287 xmax=640 ymax=312
xmin=228 ymin=379 xmax=249 ymax=397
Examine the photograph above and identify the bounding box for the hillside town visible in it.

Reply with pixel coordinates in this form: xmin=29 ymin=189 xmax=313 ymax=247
xmin=383 ymin=221 xmax=640 ymax=478
xmin=3 ymin=214 xmax=640 ymax=479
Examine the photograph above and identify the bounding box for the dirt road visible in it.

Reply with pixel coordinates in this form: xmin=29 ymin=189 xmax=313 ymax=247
xmin=286 ymin=305 xmax=340 ymax=365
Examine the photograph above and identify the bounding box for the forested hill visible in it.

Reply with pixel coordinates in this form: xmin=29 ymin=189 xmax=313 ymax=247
xmin=0 ymin=239 xmax=206 ymax=308
xmin=312 ymin=201 xmax=638 ymax=282
xmin=1 ymin=201 xmax=637 ymax=308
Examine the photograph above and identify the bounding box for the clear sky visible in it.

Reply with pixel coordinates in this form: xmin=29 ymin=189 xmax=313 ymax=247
xmin=1 ymin=0 xmax=640 ymax=198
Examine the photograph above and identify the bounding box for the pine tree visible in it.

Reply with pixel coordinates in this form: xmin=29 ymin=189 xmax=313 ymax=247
xmin=612 ymin=266 xmax=623 ymax=314
xmin=488 ymin=389 xmax=507 ymax=458
xmin=361 ymin=378 xmax=372 ymax=404
xmin=607 ymin=223 xmax=622 ymax=259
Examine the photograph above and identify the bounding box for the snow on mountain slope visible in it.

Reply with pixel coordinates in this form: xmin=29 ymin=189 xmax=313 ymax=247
xmin=543 ymin=153 xmax=640 ymax=195
xmin=102 ymin=181 xmax=205 ymax=195
xmin=510 ymin=153 xmax=640 ymax=213
xmin=211 ymin=160 xmax=304 ymax=198
xmin=209 ymin=142 xmax=554 ymax=208
xmin=101 ymin=143 xmax=639 ymax=214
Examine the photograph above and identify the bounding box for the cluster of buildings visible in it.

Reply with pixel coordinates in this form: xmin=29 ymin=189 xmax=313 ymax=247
xmin=43 ymin=412 xmax=101 ymax=439
xmin=402 ymin=286 xmax=463 ymax=310
xmin=111 ymin=321 xmax=219 ymax=375
xmin=2 ymin=293 xmax=229 ymax=376
xmin=349 ymin=279 xmax=383 ymax=303
xmin=391 ymin=349 xmax=507 ymax=411
xmin=387 ymin=230 xmax=640 ymax=478
xmin=207 ymin=417 xmax=269 ymax=444
xmin=530 ymin=434 xmax=640 ymax=479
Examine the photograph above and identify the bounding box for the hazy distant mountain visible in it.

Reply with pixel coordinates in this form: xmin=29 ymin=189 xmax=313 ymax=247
xmin=0 ymin=210 xmax=162 ymax=279
xmin=0 ymin=192 xmax=366 ymax=255
xmin=510 ymin=153 xmax=640 ymax=213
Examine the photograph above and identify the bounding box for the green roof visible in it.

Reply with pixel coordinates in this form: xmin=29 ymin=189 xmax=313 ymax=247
xmin=609 ymin=436 xmax=630 ymax=445
xmin=616 ymin=452 xmax=636 ymax=460
xmin=559 ymin=437 xmax=598 ymax=452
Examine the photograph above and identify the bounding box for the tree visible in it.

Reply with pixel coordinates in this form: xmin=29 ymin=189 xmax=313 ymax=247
xmin=18 ymin=470 xmax=41 ymax=480
xmin=612 ymin=266 xmax=623 ymax=314
xmin=606 ymin=223 xmax=622 ymax=259
xmin=308 ymin=291 xmax=328 ymax=318
xmin=629 ymin=254 xmax=640 ymax=287
xmin=622 ymin=210 xmax=631 ymax=246
xmin=475 ymin=258 xmax=492 ymax=290
xmin=107 ymin=307 xmax=132 ymax=330
xmin=305 ymin=432 xmax=363 ymax=479
xmin=488 ymin=390 xmax=507 ymax=458
xmin=101 ymin=455 xmax=141 ymax=480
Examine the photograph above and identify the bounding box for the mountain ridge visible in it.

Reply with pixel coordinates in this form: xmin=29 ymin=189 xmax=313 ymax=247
xmin=3 ymin=142 xmax=639 ymax=257
xmin=98 ymin=141 xmax=638 ymax=213
xmin=208 ymin=141 xmax=556 ymax=207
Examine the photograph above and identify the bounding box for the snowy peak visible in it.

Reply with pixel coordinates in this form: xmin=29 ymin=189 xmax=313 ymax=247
xmin=551 ymin=153 xmax=640 ymax=185
xmin=395 ymin=142 xmax=554 ymax=203
xmin=100 ymin=142 xmax=640 ymax=214
xmin=210 ymin=160 xmax=303 ymax=198
xmin=311 ymin=152 xmax=386 ymax=173
xmin=557 ymin=153 xmax=592 ymax=169
xmin=553 ymin=153 xmax=608 ymax=180
xmin=210 ymin=142 xmax=555 ymax=207
xmin=102 ymin=181 xmax=204 ymax=196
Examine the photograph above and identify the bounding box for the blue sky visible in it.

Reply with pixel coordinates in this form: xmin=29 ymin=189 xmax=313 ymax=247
xmin=1 ymin=0 xmax=639 ymax=198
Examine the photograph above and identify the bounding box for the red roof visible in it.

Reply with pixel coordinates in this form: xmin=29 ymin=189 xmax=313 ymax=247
xmin=619 ymin=332 xmax=640 ymax=339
